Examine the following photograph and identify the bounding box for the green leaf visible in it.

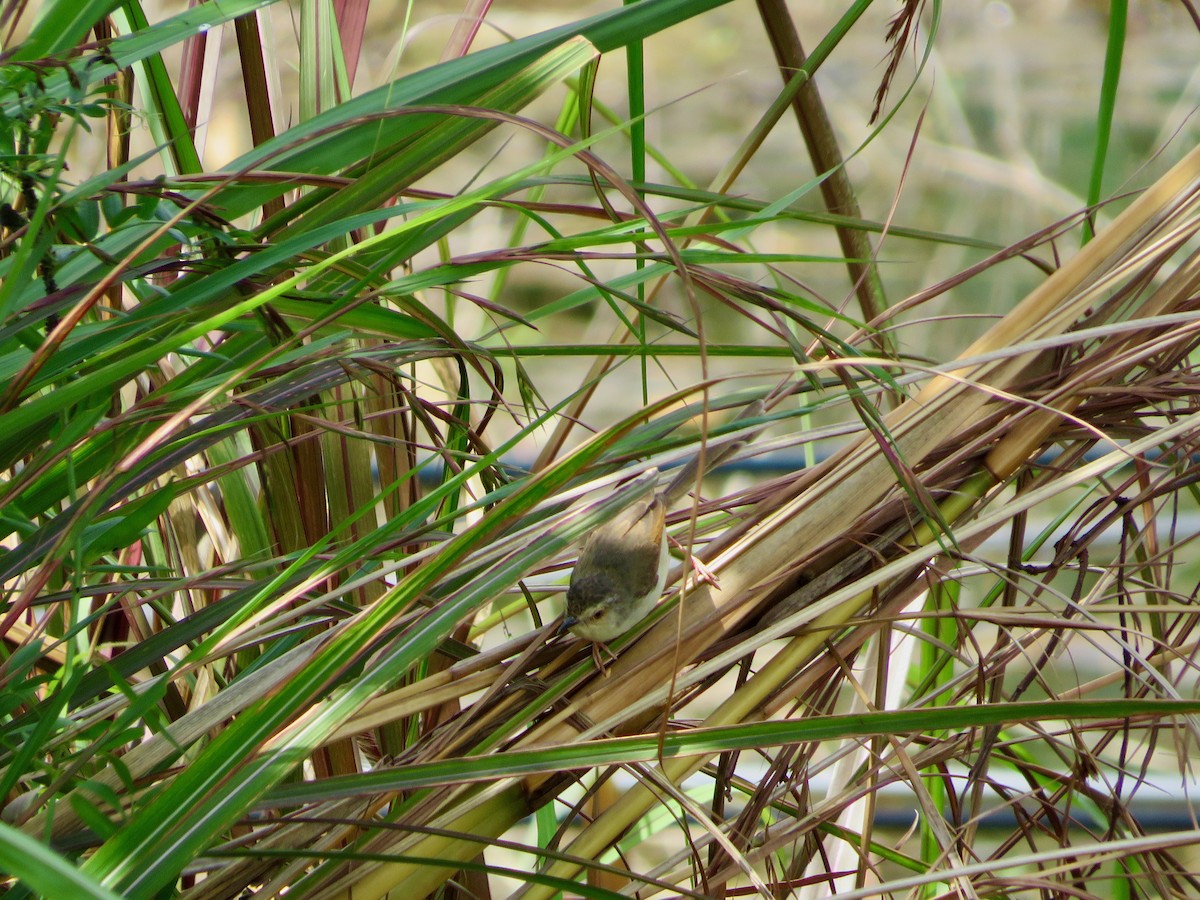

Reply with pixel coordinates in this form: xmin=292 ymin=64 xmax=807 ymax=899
xmin=0 ymin=820 xmax=124 ymax=900
xmin=262 ymin=698 xmax=1200 ymax=802
xmin=10 ymin=0 xmax=123 ymax=60
xmin=79 ymin=485 xmax=180 ymax=564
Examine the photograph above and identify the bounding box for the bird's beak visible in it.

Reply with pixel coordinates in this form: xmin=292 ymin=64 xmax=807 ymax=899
xmin=558 ymin=615 xmax=578 ymax=635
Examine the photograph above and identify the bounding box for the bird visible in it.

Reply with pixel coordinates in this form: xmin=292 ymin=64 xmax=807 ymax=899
xmin=559 ymin=400 xmax=765 ymax=662
xmin=560 ymin=485 xmax=669 ymax=644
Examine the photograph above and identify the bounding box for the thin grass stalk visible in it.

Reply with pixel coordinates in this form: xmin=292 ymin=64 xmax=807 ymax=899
xmin=754 ymin=0 xmax=889 ymax=342
xmin=1082 ymin=0 xmax=1127 ymax=244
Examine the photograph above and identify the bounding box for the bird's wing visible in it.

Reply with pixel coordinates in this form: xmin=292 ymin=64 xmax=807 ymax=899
xmin=577 ymin=495 xmax=666 ymax=597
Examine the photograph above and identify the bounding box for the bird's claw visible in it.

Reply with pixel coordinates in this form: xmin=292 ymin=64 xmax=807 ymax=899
xmin=689 ymin=556 xmax=719 ymax=589
xmin=592 ymin=640 xmax=617 ymax=676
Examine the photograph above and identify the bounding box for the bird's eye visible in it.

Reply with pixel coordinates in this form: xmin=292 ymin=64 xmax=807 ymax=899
xmin=588 ymin=608 xmax=606 ymax=622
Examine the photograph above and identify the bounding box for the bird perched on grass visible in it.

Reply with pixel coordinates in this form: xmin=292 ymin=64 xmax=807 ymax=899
xmin=560 ymin=400 xmax=765 ymax=667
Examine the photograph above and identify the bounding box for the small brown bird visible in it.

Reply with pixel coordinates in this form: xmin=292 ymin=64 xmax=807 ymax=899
xmin=560 ymin=488 xmax=669 ymax=643
xmin=560 ymin=400 xmax=765 ymax=658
